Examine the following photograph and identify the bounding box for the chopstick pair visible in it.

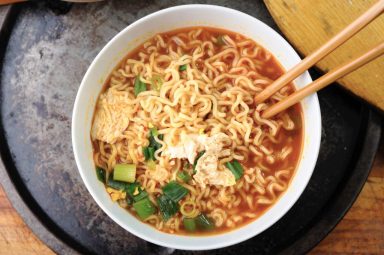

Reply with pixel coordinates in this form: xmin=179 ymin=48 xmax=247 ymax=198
xmin=259 ymin=0 xmax=384 ymax=119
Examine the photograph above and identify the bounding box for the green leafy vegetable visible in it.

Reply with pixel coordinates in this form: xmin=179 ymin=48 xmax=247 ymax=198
xmin=177 ymin=171 xmax=192 ymax=183
xmin=96 ymin=167 xmax=106 ymax=183
xmin=162 ymin=181 xmax=189 ymax=202
xmin=147 ymin=147 xmax=156 ymax=161
xmin=225 ymin=160 xmax=244 ymax=181
xmin=157 ymin=194 xmax=179 ymax=221
xmin=126 ymin=196 xmax=133 ymax=206
xmin=132 ymin=189 xmax=148 ymax=202
xmin=113 ymin=164 xmax=136 ymax=183
xmin=150 ymin=127 xmax=159 ymax=137
xmin=134 ymin=76 xmax=147 ymax=97
xmin=196 ymin=213 xmax=215 ymax=230
xmin=133 ymin=197 xmax=156 ymax=220
xmin=143 ymin=147 xmax=150 ymax=161
xmin=107 ymin=178 xmax=142 ymax=199
xmin=111 ymin=181 xmax=147 ymax=202
xmin=107 ymin=178 xmax=132 ymax=191
xmin=148 ymin=127 xmax=163 ymax=152
xmin=183 ymin=217 xmax=196 ymax=232
xmin=193 ymin=151 xmax=205 ymax=174
xmin=147 ymin=159 xmax=156 ymax=171
xmin=232 ymin=160 xmax=244 ymax=179
xmin=179 ymin=64 xmax=187 ymax=71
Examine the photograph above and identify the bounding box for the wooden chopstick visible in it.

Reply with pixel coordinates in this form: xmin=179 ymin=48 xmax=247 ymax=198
xmin=262 ymin=42 xmax=384 ymax=119
xmin=255 ymin=0 xmax=384 ymax=104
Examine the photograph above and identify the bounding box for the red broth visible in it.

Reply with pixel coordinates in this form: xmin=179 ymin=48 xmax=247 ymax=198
xmin=92 ymin=27 xmax=303 ymax=235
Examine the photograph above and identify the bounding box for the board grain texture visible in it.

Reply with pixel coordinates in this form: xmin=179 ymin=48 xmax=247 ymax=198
xmin=265 ymin=0 xmax=384 ymax=112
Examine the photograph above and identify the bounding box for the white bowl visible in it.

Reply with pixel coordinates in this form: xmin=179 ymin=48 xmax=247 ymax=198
xmin=72 ymin=4 xmax=321 ymax=251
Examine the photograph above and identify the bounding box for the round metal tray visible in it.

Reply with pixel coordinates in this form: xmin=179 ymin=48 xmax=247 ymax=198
xmin=0 ymin=1 xmax=381 ymax=254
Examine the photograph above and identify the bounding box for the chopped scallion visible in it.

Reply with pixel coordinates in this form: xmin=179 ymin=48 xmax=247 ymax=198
xmin=148 ymin=127 xmax=163 ymax=151
xmin=183 ymin=217 xmax=196 ymax=232
xmin=150 ymin=127 xmax=158 ymax=136
xmin=126 ymin=196 xmax=133 ymax=206
xmin=193 ymin=151 xmax=205 ymax=174
xmin=96 ymin=167 xmax=106 ymax=183
xmin=179 ymin=64 xmax=187 ymax=71
xmin=147 ymin=147 xmax=156 ymax=161
xmin=107 ymin=179 xmax=132 ymax=192
xmin=147 ymin=159 xmax=156 ymax=171
xmin=113 ymin=182 xmax=147 ymax=202
xmin=177 ymin=171 xmax=191 ymax=183
xmin=134 ymin=76 xmax=147 ymax=97
xmin=132 ymin=189 xmax=148 ymax=202
xmin=196 ymin=213 xmax=215 ymax=230
xmin=232 ymin=160 xmax=244 ymax=179
xmin=157 ymin=194 xmax=179 ymax=221
xmin=133 ymin=197 xmax=156 ymax=220
xmin=162 ymin=181 xmax=189 ymax=202
xmin=143 ymin=147 xmax=150 ymax=161
xmin=113 ymin=164 xmax=136 ymax=183
xmin=143 ymin=146 xmax=156 ymax=161
xmin=225 ymin=160 xmax=244 ymax=180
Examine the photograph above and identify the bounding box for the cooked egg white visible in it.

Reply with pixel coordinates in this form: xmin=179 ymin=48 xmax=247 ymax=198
xmin=164 ymin=132 xmax=235 ymax=187
xmin=91 ymin=89 xmax=132 ymax=143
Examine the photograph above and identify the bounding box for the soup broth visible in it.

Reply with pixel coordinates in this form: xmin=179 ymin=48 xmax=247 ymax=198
xmin=91 ymin=27 xmax=303 ymax=235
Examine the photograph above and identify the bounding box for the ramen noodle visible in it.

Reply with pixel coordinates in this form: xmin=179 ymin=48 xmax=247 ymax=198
xmin=91 ymin=27 xmax=303 ymax=235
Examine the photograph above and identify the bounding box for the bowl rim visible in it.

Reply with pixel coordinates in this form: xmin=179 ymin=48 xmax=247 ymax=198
xmin=72 ymin=4 xmax=321 ymax=251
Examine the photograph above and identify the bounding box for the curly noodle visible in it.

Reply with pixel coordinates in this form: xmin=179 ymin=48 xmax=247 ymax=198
xmin=92 ymin=27 xmax=303 ymax=235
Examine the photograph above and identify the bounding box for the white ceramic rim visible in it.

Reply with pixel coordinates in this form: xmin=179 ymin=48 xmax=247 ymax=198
xmin=72 ymin=4 xmax=321 ymax=251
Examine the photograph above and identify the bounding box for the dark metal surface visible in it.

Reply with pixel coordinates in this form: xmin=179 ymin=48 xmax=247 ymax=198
xmin=0 ymin=1 xmax=381 ymax=255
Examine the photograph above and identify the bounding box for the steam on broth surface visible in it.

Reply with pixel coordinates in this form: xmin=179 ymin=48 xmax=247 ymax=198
xmin=91 ymin=27 xmax=303 ymax=235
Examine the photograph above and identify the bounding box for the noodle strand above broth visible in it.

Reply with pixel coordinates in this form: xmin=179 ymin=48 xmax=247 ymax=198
xmin=91 ymin=27 xmax=303 ymax=235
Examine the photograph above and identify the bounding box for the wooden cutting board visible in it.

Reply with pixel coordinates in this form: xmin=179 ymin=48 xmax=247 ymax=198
xmin=264 ymin=0 xmax=384 ymax=112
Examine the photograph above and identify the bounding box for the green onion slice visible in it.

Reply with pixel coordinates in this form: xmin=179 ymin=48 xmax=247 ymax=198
xmin=196 ymin=213 xmax=215 ymax=230
xmin=113 ymin=164 xmax=136 ymax=183
xmin=134 ymin=76 xmax=147 ymax=97
xmin=162 ymin=181 xmax=189 ymax=202
xmin=126 ymin=183 xmax=148 ymax=201
xmin=150 ymin=127 xmax=159 ymax=137
xmin=183 ymin=217 xmax=196 ymax=232
xmin=147 ymin=147 xmax=156 ymax=161
xmin=157 ymin=194 xmax=179 ymax=221
xmin=96 ymin=167 xmax=106 ymax=183
xmin=148 ymin=127 xmax=163 ymax=151
xmin=177 ymin=171 xmax=192 ymax=183
xmin=147 ymin=159 xmax=156 ymax=171
xmin=126 ymin=196 xmax=133 ymax=206
xmin=179 ymin=64 xmax=187 ymax=71
xmin=225 ymin=160 xmax=244 ymax=181
xmin=143 ymin=147 xmax=150 ymax=161
xmin=193 ymin=150 xmax=205 ymax=174
xmin=107 ymin=179 xmax=145 ymax=202
xmin=107 ymin=179 xmax=131 ymax=191
xmin=132 ymin=189 xmax=148 ymax=202
xmin=133 ymin=197 xmax=156 ymax=220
